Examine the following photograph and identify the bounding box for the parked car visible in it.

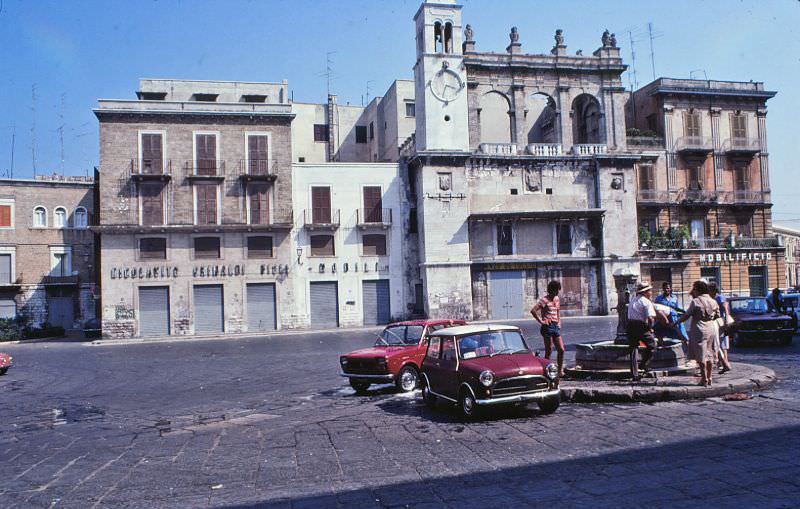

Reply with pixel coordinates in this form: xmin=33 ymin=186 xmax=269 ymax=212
xmin=340 ymin=319 xmax=466 ymax=393
xmin=420 ymin=324 xmax=560 ymax=419
xmin=0 ymin=353 xmax=12 ymax=375
xmin=728 ymin=296 xmax=795 ymax=346
xmin=779 ymin=293 xmax=800 ymax=331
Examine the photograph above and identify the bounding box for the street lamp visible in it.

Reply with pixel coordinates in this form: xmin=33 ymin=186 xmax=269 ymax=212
xmin=296 ymin=247 xmax=303 ymax=265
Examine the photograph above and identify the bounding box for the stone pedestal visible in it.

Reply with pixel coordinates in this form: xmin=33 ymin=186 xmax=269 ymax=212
xmin=613 ymin=270 xmax=638 ymax=344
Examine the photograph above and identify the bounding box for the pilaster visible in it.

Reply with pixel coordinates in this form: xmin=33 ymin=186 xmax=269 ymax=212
xmin=710 ymin=107 xmax=723 ymax=189
xmin=663 ymin=105 xmax=677 ymax=188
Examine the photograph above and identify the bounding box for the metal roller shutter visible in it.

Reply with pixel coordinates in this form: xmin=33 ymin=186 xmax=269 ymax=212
xmin=363 ymin=279 xmax=390 ymax=325
xmin=310 ymin=282 xmax=338 ymax=329
xmin=194 ymin=284 xmax=224 ymax=334
xmin=139 ymin=286 xmax=170 ymax=336
xmin=48 ymin=297 xmax=74 ymax=329
xmin=489 ymin=271 xmax=524 ymax=319
xmin=247 ymin=283 xmax=277 ymax=331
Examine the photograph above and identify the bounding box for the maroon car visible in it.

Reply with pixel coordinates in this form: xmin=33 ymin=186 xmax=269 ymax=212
xmin=729 ymin=297 xmax=795 ymax=346
xmin=420 ymin=324 xmax=560 ymax=418
xmin=340 ymin=319 xmax=466 ymax=393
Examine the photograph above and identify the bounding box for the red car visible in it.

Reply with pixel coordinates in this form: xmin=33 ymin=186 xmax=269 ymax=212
xmin=420 ymin=324 xmax=560 ymax=418
xmin=340 ymin=319 xmax=466 ymax=393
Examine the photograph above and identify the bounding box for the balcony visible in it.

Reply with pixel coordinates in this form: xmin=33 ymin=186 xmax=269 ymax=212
xmin=303 ymin=208 xmax=340 ymax=230
xmin=731 ymin=190 xmax=768 ymax=204
xmin=640 ymin=236 xmax=781 ymax=251
xmin=42 ymin=275 xmax=79 ymax=286
xmin=234 ymin=207 xmax=293 ymax=231
xmin=674 ymin=136 xmax=712 ymax=154
xmin=356 ymin=208 xmax=393 ymax=229
xmin=637 ymin=190 xmax=672 ymax=204
xmin=627 ymin=136 xmax=665 ymax=150
xmin=185 ymin=160 xmax=225 ymax=180
xmin=682 ymin=189 xmax=719 ymax=204
xmin=722 ymin=138 xmax=762 ymax=155
xmin=131 ymin=159 xmax=172 ymax=181
xmin=526 ymin=143 xmax=563 ymax=156
xmin=239 ymin=159 xmax=277 ymax=182
xmin=478 ymin=143 xmax=518 ymax=156
xmin=572 ymin=144 xmax=607 ymax=156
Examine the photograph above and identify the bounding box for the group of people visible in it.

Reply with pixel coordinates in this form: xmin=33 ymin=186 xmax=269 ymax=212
xmin=529 ymin=277 xmax=734 ymax=387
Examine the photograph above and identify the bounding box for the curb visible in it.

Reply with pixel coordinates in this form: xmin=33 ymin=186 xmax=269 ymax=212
xmin=559 ymin=363 xmax=776 ymax=403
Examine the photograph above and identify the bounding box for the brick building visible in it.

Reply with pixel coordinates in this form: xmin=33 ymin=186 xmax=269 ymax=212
xmin=0 ymin=176 xmax=97 ymax=329
xmin=627 ymin=78 xmax=783 ymax=301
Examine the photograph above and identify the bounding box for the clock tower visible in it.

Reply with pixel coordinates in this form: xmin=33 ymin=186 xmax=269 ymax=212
xmin=413 ymin=1 xmax=469 ymax=152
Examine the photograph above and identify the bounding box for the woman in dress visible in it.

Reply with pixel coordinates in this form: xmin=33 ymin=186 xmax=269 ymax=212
xmin=674 ymin=280 xmax=720 ymax=386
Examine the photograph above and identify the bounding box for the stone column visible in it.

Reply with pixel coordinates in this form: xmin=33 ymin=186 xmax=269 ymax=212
xmin=511 ymin=83 xmax=526 ymax=147
xmin=557 ymin=85 xmax=572 ymax=149
xmin=710 ymin=107 xmax=723 ymax=189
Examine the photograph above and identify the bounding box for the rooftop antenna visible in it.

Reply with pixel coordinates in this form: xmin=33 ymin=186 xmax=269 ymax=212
xmin=319 ymin=51 xmax=337 ymax=98
xmin=689 ymin=69 xmax=708 ymax=80
xmin=364 ymin=80 xmax=375 ymax=106
xmin=647 ymin=22 xmax=664 ymax=81
xmin=58 ymin=93 xmax=65 ymax=175
xmin=627 ymin=29 xmax=640 ymax=91
xmin=9 ymin=124 xmax=14 ymax=179
xmin=31 ymin=84 xmax=37 ymax=178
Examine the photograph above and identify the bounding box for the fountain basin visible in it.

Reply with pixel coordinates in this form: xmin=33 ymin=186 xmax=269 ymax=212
xmin=567 ymin=339 xmax=693 ymax=380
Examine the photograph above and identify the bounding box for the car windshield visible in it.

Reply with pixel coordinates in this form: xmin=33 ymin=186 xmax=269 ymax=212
xmin=375 ymin=325 xmax=424 ymax=346
xmin=458 ymin=331 xmax=528 ymax=359
xmin=730 ymin=298 xmax=769 ymax=315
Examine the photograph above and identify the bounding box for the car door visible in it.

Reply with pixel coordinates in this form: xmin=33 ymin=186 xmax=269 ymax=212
xmin=422 ymin=336 xmax=445 ymax=394
xmin=438 ymin=337 xmax=460 ymax=400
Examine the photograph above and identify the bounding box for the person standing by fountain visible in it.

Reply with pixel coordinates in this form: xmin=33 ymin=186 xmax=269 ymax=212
xmin=654 ymin=282 xmax=688 ymax=342
xmin=626 ymin=282 xmax=657 ymax=380
xmin=709 ymin=282 xmax=733 ymax=373
xmin=531 ymin=280 xmax=565 ymax=379
xmin=674 ymin=280 xmax=720 ymax=386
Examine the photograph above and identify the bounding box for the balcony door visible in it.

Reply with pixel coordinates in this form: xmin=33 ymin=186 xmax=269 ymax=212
xmin=690 ymin=219 xmax=705 ymax=241
xmin=311 ymin=186 xmax=331 ymax=224
xmin=363 ymin=186 xmax=382 ymax=223
xmin=247 ymin=135 xmax=269 ymax=174
xmin=140 ymin=182 xmax=164 ymax=226
xmin=248 ymin=184 xmax=270 ymax=225
xmin=196 ymin=134 xmax=217 ymax=175
xmin=141 ymin=133 xmax=163 ymax=174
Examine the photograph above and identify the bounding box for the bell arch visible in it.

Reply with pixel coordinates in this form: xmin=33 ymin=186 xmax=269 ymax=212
xmin=479 ymin=91 xmax=512 ymax=144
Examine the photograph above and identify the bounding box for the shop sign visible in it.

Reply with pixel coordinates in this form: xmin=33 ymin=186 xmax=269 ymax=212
xmin=111 ymin=266 xmax=179 ymax=280
xmin=313 ymin=261 xmax=389 ymax=275
xmin=699 ymin=252 xmax=773 ymax=265
xmin=110 ymin=263 xmax=289 ymax=280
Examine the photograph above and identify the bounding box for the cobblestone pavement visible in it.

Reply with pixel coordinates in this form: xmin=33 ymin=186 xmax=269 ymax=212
xmin=1 ymin=317 xmax=799 ymax=508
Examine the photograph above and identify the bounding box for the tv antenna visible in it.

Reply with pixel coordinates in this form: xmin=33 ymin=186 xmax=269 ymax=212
xmin=622 ymin=27 xmax=645 ymax=91
xmin=317 ymin=51 xmax=338 ymax=98
xmin=31 ymin=84 xmax=37 ymax=177
xmin=58 ymin=93 xmax=65 ymax=175
xmin=363 ymin=80 xmax=375 ymax=106
xmin=647 ymin=22 xmax=664 ymax=81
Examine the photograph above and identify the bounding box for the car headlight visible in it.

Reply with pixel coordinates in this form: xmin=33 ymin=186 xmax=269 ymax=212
xmin=340 ymin=357 xmax=348 ymax=366
xmin=479 ymin=370 xmax=494 ymax=387
xmin=545 ymin=363 xmax=559 ymax=380
xmin=376 ymin=357 xmax=387 ymax=368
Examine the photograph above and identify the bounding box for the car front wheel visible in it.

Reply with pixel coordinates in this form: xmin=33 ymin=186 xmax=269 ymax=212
xmin=396 ymin=365 xmax=419 ymax=393
xmin=349 ymin=379 xmax=370 ymax=394
xmin=537 ymin=395 xmax=560 ymax=414
xmin=459 ymin=389 xmax=479 ymax=420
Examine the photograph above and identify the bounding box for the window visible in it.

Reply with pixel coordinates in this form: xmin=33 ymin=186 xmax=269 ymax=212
xmin=54 ymin=207 xmax=68 ymax=228
xmin=242 ymin=95 xmax=267 ymax=103
xmin=73 ymin=207 xmax=88 ymax=228
xmin=734 ymin=164 xmax=750 ymax=191
xmin=195 ymin=133 xmax=217 ymax=175
xmin=556 ymin=223 xmax=572 ymax=254
xmin=194 ymin=237 xmax=220 ymax=259
xmin=196 ymin=183 xmax=218 ymax=225
xmin=405 ymin=102 xmax=415 ymax=117
xmin=369 ymin=121 xmax=375 ymax=140
xmin=138 ymin=92 xmax=166 ymax=101
xmin=737 ymin=215 xmax=753 ymax=237
xmin=0 ymin=298 xmax=15 ymax=319
xmin=51 ymin=249 xmax=71 ymax=277
xmin=690 ymin=218 xmax=705 ymax=240
xmin=139 ymin=238 xmax=167 ymax=260
xmin=192 ymin=93 xmax=218 ymax=102
xmin=247 ymin=134 xmax=270 ymax=174
xmin=700 ymin=268 xmax=720 ymax=289
xmin=638 ymin=164 xmax=655 ymax=191
xmin=310 ymin=235 xmax=335 ymax=256
xmin=0 ymin=203 xmax=12 ymax=228
xmin=355 ymin=125 xmax=367 ymax=144
xmin=313 ymin=124 xmax=329 ymax=142
xmin=641 ymin=216 xmax=658 ymax=236
xmin=34 ymin=206 xmax=47 ymax=227
xmin=426 ymin=337 xmax=440 ymax=359
xmin=248 ymin=184 xmax=270 ymax=224
xmin=409 ymin=208 xmax=418 ymax=234
xmin=140 ymin=133 xmax=163 ymax=174
xmin=748 ymin=266 xmax=767 ymax=297
xmin=0 ymin=254 xmax=12 ymax=284
xmin=441 ymin=337 xmax=456 ymax=361
xmin=311 ymin=186 xmax=332 ymax=224
xmin=141 ymin=183 xmax=164 ymax=226
xmin=362 ymin=186 xmax=382 ymax=223
xmin=688 ymin=164 xmax=704 ymax=190
xmin=684 ymin=111 xmax=701 ymax=139
xmin=731 ymin=114 xmax=747 ymax=141
xmin=363 ymin=234 xmax=386 ymax=256
xmin=497 ymin=223 xmax=513 ymax=255
xmin=247 ymin=236 xmax=273 ymax=259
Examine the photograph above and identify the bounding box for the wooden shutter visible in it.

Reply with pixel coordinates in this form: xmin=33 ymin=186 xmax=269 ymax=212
xmin=247 ymin=236 xmax=273 ymax=258
xmin=247 ymin=135 xmax=269 ymax=174
xmin=731 ymin=114 xmax=747 ymax=141
xmin=248 ymin=184 xmax=269 ymax=224
xmin=363 ymin=234 xmax=386 ymax=256
xmin=363 ymin=186 xmax=382 ymax=222
xmin=139 ymin=238 xmax=166 ymax=260
xmin=735 ymin=164 xmax=750 ymax=191
xmin=196 ymin=134 xmax=216 ymax=175
xmin=194 ymin=237 xmax=220 ymax=258
xmin=310 ymin=235 xmax=334 ymax=256
xmin=638 ymin=165 xmax=655 ymax=191
xmin=196 ymin=184 xmax=217 ymax=225
xmin=141 ymin=134 xmax=163 ymax=174
xmin=685 ymin=112 xmax=701 ymax=138
xmin=311 ymin=187 xmax=331 ymax=223
xmin=141 ymin=183 xmax=164 ymax=225
xmin=0 ymin=205 xmax=11 ymax=227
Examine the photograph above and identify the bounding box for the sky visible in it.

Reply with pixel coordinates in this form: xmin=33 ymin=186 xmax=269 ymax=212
xmin=0 ymin=0 xmax=798 ymax=221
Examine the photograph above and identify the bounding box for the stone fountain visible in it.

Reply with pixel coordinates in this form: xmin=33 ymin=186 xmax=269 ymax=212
xmin=567 ymin=270 xmax=692 ymax=380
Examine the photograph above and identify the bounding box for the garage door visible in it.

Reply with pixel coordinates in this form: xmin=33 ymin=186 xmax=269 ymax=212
xmin=310 ymin=282 xmax=338 ymax=328
xmin=247 ymin=283 xmax=276 ymax=331
xmin=489 ymin=271 xmax=524 ymax=319
xmin=0 ymin=298 xmax=16 ymax=319
xmin=139 ymin=286 xmax=170 ymax=337
xmin=363 ymin=279 xmax=390 ymax=325
xmin=48 ymin=297 xmax=74 ymax=329
xmin=194 ymin=284 xmax=224 ymax=334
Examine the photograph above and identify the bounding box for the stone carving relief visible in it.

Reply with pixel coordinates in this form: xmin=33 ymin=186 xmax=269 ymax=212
xmin=438 ymin=172 xmax=452 ymax=191
xmin=524 ymin=168 xmax=542 ymax=192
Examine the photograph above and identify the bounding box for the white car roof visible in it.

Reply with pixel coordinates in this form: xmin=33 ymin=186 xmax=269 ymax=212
xmin=429 ymin=324 xmax=520 ymax=337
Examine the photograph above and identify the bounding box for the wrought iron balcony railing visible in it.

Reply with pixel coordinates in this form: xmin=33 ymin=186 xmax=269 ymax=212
xmin=303 ymin=208 xmax=340 ymax=229
xmin=239 ymin=159 xmax=277 ymax=180
xmin=185 ymin=160 xmax=225 ymax=177
xmin=674 ymin=136 xmax=713 ymax=153
xmin=722 ymin=138 xmax=762 ymax=153
xmin=131 ymin=159 xmax=172 ymax=180
xmin=356 ymin=208 xmax=392 ymax=228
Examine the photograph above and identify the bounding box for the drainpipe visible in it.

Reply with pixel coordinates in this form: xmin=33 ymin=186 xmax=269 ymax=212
xmin=594 ymin=157 xmax=609 ymax=315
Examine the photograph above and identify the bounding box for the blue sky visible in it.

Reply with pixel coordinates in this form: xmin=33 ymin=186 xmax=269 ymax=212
xmin=0 ymin=0 xmax=798 ymax=220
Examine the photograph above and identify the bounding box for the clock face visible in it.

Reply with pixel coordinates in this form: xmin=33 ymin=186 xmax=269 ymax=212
xmin=431 ymin=69 xmax=463 ymax=103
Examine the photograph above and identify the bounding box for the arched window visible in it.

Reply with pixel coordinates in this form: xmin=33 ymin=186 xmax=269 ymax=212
xmin=444 ymin=22 xmax=453 ymax=53
xmin=54 ymin=207 xmax=68 ymax=228
xmin=434 ymin=22 xmax=443 ymax=53
xmin=33 ymin=206 xmax=47 ymax=227
xmin=527 ymin=93 xmax=558 ymax=144
xmin=572 ymin=94 xmax=603 ymax=144
xmin=74 ymin=207 xmax=88 ymax=229
xmin=479 ymin=91 xmax=513 ymax=144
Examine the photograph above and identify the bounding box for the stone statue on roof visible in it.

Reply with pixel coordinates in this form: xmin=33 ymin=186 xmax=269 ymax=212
xmin=602 ymin=29 xmax=611 ymax=47
xmin=465 ymin=24 xmax=474 ymax=42
xmin=554 ymin=29 xmax=564 ymax=46
xmin=510 ymin=26 xmax=519 ymax=43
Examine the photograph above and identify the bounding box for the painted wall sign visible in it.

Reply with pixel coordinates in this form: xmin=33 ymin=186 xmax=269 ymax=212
xmin=111 ymin=266 xmax=179 ymax=280
xmin=110 ymin=263 xmax=289 ymax=280
xmin=311 ymin=262 xmax=389 ymax=275
xmin=699 ymin=252 xmax=773 ymax=264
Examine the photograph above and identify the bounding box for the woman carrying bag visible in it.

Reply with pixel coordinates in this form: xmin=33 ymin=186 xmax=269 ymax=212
xmin=674 ymin=280 xmax=720 ymax=386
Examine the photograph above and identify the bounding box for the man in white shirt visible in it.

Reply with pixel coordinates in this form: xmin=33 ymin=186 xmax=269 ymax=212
xmin=626 ymin=282 xmax=657 ymax=380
